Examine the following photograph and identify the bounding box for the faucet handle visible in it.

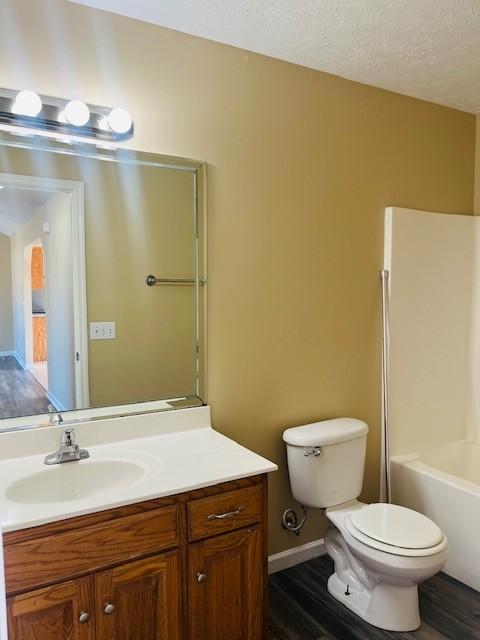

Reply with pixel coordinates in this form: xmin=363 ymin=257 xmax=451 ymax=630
xmin=61 ymin=428 xmax=76 ymax=447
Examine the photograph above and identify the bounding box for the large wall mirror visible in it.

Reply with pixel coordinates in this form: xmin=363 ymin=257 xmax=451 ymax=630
xmin=0 ymin=136 xmax=206 ymax=429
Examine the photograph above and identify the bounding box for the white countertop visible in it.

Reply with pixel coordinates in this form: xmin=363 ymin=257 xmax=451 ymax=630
xmin=0 ymin=407 xmax=277 ymax=532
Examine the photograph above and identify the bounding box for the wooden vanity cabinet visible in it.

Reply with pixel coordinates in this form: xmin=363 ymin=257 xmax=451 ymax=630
xmin=4 ymin=474 xmax=268 ymax=640
xmin=7 ymin=576 xmax=94 ymax=640
xmin=188 ymin=526 xmax=264 ymax=640
xmin=94 ymin=551 xmax=182 ymax=640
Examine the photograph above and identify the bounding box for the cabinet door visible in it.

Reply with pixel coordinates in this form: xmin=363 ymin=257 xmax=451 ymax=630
xmin=7 ymin=576 xmax=94 ymax=640
xmin=94 ymin=550 xmax=182 ymax=640
xmin=188 ymin=526 xmax=264 ymax=640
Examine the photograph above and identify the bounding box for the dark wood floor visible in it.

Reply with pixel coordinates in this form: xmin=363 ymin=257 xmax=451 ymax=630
xmin=0 ymin=355 xmax=50 ymax=418
xmin=268 ymin=556 xmax=480 ymax=640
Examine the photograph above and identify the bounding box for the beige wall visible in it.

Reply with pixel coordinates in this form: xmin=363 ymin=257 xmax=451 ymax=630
xmin=80 ymin=160 xmax=196 ymax=406
xmin=0 ymin=0 xmax=475 ymax=554
xmin=0 ymin=233 xmax=13 ymax=352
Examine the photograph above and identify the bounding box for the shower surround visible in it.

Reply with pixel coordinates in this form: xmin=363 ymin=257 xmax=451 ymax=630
xmin=384 ymin=207 xmax=480 ymax=591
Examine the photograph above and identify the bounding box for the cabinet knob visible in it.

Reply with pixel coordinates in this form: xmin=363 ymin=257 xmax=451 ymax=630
xmin=197 ymin=572 xmax=207 ymax=583
xmin=78 ymin=611 xmax=90 ymax=624
xmin=104 ymin=603 xmax=115 ymax=615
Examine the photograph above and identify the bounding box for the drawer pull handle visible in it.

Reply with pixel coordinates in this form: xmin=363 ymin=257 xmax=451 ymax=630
xmin=207 ymin=505 xmax=246 ymax=521
xmin=78 ymin=611 xmax=90 ymax=624
xmin=104 ymin=603 xmax=115 ymax=615
xmin=197 ymin=572 xmax=207 ymax=583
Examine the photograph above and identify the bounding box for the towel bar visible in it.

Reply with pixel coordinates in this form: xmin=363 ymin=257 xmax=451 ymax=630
xmin=145 ymin=274 xmax=205 ymax=287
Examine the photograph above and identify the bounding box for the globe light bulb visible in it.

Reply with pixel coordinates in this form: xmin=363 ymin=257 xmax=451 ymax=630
xmin=64 ymin=100 xmax=90 ymax=127
xmin=108 ymin=108 xmax=132 ymax=134
xmin=12 ymin=90 xmax=42 ymax=117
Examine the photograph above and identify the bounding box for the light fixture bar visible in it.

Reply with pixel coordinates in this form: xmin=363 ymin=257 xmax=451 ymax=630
xmin=0 ymin=88 xmax=134 ymax=143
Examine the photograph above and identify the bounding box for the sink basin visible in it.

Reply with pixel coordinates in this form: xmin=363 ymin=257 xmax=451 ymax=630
xmin=6 ymin=460 xmax=145 ymax=504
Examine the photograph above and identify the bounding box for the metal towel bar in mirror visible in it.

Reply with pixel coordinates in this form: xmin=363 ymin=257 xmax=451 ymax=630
xmin=145 ymin=274 xmax=206 ymax=286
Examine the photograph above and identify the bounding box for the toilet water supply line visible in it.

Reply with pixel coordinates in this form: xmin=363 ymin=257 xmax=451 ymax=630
xmin=380 ymin=269 xmax=391 ymax=504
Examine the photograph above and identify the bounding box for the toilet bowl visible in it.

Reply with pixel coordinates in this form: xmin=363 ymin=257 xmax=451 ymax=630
xmin=283 ymin=418 xmax=447 ymax=632
xmin=325 ymin=500 xmax=446 ymax=631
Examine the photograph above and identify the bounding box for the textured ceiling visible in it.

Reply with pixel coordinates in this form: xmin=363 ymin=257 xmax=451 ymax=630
xmin=69 ymin=0 xmax=480 ymax=113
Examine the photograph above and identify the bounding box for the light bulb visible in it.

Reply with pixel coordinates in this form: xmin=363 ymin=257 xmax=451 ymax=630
xmin=0 ymin=185 xmax=4 ymax=190
xmin=64 ymin=100 xmax=90 ymax=127
xmin=12 ymin=90 xmax=42 ymax=117
xmin=108 ymin=108 xmax=132 ymax=134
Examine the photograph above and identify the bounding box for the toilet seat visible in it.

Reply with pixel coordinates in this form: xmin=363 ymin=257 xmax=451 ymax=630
xmin=350 ymin=503 xmax=443 ymax=549
xmin=345 ymin=503 xmax=446 ymax=557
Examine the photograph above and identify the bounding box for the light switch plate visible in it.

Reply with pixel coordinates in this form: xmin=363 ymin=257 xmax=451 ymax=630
xmin=90 ymin=321 xmax=116 ymax=340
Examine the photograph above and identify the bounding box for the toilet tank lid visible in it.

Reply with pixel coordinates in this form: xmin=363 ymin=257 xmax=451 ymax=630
xmin=283 ymin=418 xmax=368 ymax=447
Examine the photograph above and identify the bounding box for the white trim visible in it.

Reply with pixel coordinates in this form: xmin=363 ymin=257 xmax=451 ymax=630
xmin=268 ymin=538 xmax=326 ymax=574
xmin=71 ymin=181 xmax=89 ymax=408
xmin=46 ymin=390 xmax=66 ymax=412
xmin=12 ymin=351 xmax=24 ymax=369
xmin=0 ymin=351 xmax=24 ymax=369
xmin=23 ymin=239 xmax=39 ymax=370
xmin=0 ymin=172 xmax=89 ymax=410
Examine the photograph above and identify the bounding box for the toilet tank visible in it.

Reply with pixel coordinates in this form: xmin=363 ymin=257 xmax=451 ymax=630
xmin=283 ymin=418 xmax=369 ymax=508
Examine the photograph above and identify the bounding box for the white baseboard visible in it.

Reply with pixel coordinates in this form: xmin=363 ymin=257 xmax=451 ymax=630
xmin=268 ymin=537 xmax=326 ymax=574
xmin=46 ymin=391 xmax=66 ymax=412
xmin=0 ymin=351 xmax=24 ymax=368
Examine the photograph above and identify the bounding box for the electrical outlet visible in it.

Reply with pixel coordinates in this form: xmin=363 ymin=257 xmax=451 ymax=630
xmin=90 ymin=322 xmax=116 ymax=340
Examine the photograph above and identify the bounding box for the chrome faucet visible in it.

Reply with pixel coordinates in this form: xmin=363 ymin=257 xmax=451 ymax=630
xmin=44 ymin=428 xmax=90 ymax=465
xmin=47 ymin=405 xmax=63 ymax=426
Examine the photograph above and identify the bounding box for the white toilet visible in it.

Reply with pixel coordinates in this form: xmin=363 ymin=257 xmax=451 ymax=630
xmin=283 ymin=418 xmax=447 ymax=632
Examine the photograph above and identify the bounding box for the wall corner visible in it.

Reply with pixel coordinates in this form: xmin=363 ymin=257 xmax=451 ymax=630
xmin=474 ymin=114 xmax=480 ymax=216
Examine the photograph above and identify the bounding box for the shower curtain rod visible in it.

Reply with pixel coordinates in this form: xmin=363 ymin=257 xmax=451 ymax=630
xmin=380 ymin=269 xmax=391 ymax=503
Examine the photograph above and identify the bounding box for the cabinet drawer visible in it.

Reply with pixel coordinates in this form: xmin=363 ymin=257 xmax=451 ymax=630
xmin=188 ymin=484 xmax=262 ymax=541
xmin=5 ymin=505 xmax=181 ymax=594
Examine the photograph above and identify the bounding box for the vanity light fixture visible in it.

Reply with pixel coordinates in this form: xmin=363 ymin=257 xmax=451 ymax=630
xmin=108 ymin=107 xmax=133 ymax=134
xmin=63 ymin=100 xmax=91 ymax=127
xmin=0 ymin=88 xmax=134 ymax=144
xmin=11 ymin=90 xmax=43 ymax=117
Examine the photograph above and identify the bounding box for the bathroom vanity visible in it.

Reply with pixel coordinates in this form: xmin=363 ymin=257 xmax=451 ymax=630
xmin=5 ymin=477 xmax=267 ymax=639
xmin=0 ymin=408 xmax=277 ymax=640
xmin=0 ymin=133 xmax=278 ymax=639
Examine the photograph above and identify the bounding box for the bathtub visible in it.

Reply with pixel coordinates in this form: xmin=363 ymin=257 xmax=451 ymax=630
xmin=391 ymin=440 xmax=480 ymax=592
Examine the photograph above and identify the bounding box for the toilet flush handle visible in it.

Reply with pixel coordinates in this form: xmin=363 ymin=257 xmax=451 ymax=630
xmin=304 ymin=446 xmax=322 ymax=457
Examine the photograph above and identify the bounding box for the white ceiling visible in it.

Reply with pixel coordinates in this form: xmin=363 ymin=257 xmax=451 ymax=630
xmin=70 ymin=0 xmax=480 ymax=113
xmin=0 ymin=188 xmax=55 ymax=237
